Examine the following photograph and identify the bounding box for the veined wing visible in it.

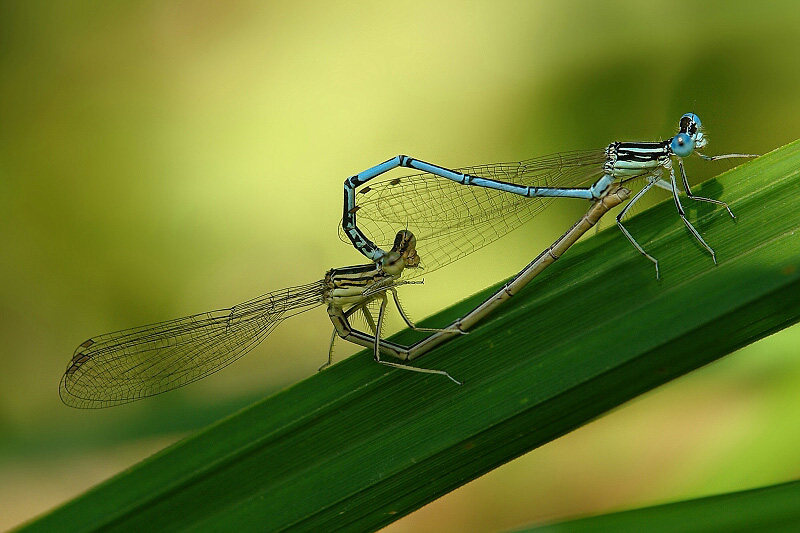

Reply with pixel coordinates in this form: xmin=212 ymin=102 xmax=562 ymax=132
xmin=339 ymin=150 xmax=608 ymax=276
xmin=60 ymin=280 xmax=326 ymax=408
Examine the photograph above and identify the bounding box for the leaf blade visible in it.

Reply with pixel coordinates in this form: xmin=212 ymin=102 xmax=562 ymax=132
xmin=22 ymin=140 xmax=800 ymax=533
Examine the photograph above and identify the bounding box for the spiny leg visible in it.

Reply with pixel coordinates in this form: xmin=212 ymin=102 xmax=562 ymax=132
xmin=678 ymin=159 xmax=734 ymax=218
xmin=617 ymin=176 xmax=660 ymax=279
xmin=373 ymin=293 xmax=461 ymax=385
xmin=321 ymin=302 xmax=374 ymax=371
xmin=389 ymin=287 xmax=465 ymax=334
xmin=342 ymin=300 xmax=381 ymax=335
xmin=697 ymin=152 xmax=758 ymax=162
xmin=372 ymin=294 xmax=388 ymax=360
xmin=668 ymin=165 xmax=718 ymax=264
xmin=320 ymin=328 xmax=339 ymax=371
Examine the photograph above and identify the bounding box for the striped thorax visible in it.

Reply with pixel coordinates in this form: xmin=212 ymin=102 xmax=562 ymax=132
xmin=604 ymin=141 xmax=671 ymax=180
xmin=325 ymin=229 xmax=419 ymax=307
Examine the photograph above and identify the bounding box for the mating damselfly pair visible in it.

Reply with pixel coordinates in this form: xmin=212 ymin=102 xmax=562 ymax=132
xmin=60 ymin=113 xmax=755 ymax=408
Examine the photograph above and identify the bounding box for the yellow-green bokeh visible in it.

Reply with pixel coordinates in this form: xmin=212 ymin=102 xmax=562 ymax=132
xmin=1 ymin=1 xmax=799 ymax=530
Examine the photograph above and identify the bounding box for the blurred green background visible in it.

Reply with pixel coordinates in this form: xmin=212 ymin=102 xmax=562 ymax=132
xmin=2 ymin=1 xmax=799 ymax=530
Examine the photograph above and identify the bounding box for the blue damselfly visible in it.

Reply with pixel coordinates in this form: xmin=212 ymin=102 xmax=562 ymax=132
xmin=342 ymin=113 xmax=756 ymax=279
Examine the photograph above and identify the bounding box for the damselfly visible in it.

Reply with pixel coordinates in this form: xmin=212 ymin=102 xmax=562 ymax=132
xmin=60 ymin=230 xmax=460 ymax=408
xmin=342 ymin=113 xmax=756 ymax=279
xmin=61 ymin=187 xmax=630 ymax=407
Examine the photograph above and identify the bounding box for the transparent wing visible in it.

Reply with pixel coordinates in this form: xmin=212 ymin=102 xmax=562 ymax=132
xmin=339 ymin=150 xmax=609 ymax=276
xmin=60 ymin=280 xmax=326 ymax=408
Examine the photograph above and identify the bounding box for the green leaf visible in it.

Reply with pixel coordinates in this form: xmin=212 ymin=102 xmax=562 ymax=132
xmin=21 ymin=141 xmax=800 ymax=532
xmin=518 ymin=479 xmax=800 ymax=532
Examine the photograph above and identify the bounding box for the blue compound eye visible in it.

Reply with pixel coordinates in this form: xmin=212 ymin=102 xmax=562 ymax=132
xmin=671 ymin=132 xmax=694 ymax=157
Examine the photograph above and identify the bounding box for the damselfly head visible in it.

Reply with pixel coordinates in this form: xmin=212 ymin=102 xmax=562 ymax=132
xmin=395 ymin=229 xmax=420 ymax=268
xmin=671 ymin=113 xmax=699 ymax=157
xmin=677 ymin=113 xmax=708 ymax=153
xmin=381 ymin=230 xmax=420 ymax=274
